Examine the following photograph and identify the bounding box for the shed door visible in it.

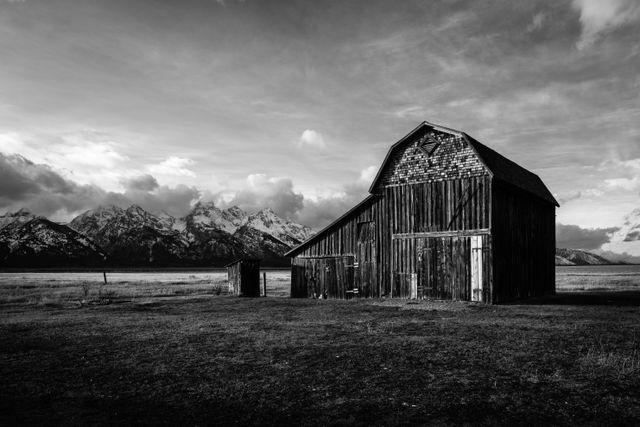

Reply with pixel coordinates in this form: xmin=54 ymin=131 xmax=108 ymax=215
xmin=356 ymin=221 xmax=376 ymax=297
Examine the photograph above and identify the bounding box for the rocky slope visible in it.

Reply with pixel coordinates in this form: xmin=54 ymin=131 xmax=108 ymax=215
xmin=0 ymin=214 xmax=106 ymax=268
xmin=555 ymin=248 xmax=613 ymax=266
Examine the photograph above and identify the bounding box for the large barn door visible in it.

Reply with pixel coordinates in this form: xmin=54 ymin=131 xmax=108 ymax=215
xmin=418 ymin=236 xmax=473 ymax=300
xmin=356 ymin=221 xmax=376 ymax=297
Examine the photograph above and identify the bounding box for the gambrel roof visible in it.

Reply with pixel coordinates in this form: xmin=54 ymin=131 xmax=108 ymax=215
xmin=369 ymin=121 xmax=559 ymax=206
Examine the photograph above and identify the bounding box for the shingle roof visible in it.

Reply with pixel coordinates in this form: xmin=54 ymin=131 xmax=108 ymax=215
xmin=463 ymin=133 xmax=559 ymax=206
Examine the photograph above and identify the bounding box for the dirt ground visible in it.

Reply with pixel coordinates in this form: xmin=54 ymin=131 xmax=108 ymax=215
xmin=1 ymin=289 xmax=639 ymax=426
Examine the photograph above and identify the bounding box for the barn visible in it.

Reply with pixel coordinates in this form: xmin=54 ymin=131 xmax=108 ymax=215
xmin=285 ymin=121 xmax=558 ymax=304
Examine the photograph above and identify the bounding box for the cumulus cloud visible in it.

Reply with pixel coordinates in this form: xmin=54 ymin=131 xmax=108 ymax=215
xmin=359 ymin=165 xmax=377 ymax=185
xmin=121 ymin=174 xmax=159 ymax=192
xmin=296 ymin=172 xmax=371 ymax=229
xmin=0 ymin=130 xmax=131 ymax=191
xmin=0 ymin=153 xmax=199 ymax=220
xmin=298 ymin=129 xmax=326 ymax=149
xmin=148 ymin=156 xmax=196 ymax=177
xmin=123 ymin=184 xmax=200 ymax=217
xmin=572 ymin=0 xmax=640 ymax=49
xmin=0 ymin=152 xmax=127 ymax=219
xmin=593 ymin=249 xmax=640 ymax=264
xmin=219 ymin=174 xmax=304 ymax=219
xmin=556 ymin=223 xmax=619 ymax=250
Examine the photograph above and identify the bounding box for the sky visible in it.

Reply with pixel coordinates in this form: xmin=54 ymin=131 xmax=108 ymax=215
xmin=0 ymin=0 xmax=639 ymax=258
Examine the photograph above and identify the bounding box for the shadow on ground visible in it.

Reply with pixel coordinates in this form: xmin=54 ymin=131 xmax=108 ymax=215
xmin=511 ymin=291 xmax=640 ymax=306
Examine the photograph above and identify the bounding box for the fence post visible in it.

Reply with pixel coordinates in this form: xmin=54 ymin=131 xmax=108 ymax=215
xmin=263 ymin=272 xmax=267 ymax=297
xmin=103 ymin=271 xmax=107 ymax=285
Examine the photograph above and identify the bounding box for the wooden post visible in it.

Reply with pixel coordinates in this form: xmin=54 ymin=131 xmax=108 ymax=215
xmin=263 ymin=272 xmax=267 ymax=297
xmin=103 ymin=271 xmax=107 ymax=285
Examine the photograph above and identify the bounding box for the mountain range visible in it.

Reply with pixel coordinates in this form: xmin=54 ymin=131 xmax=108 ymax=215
xmin=554 ymin=248 xmax=614 ymax=266
xmin=0 ymin=203 xmax=313 ymax=268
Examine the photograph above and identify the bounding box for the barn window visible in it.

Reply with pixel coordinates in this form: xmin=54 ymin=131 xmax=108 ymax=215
xmin=417 ymin=135 xmax=440 ymax=157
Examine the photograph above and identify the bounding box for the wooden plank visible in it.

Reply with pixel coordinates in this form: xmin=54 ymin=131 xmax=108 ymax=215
xmin=393 ymin=229 xmax=490 ymax=239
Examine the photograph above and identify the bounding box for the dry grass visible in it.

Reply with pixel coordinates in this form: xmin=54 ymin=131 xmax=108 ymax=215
xmin=0 ymin=269 xmax=639 ymax=425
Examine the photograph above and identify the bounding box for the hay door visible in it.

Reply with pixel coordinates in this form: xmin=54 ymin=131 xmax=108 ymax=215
xmin=356 ymin=221 xmax=376 ymax=297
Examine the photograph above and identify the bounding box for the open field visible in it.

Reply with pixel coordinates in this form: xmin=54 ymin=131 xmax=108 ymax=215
xmin=1 ymin=267 xmax=639 ymax=425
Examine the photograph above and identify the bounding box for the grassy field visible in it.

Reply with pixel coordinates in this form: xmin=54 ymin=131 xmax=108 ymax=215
xmin=1 ymin=270 xmax=639 ymax=426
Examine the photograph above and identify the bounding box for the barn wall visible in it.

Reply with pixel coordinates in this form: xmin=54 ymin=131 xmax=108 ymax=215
xmin=491 ymin=181 xmax=556 ymax=303
xmin=291 ymin=175 xmax=492 ymax=299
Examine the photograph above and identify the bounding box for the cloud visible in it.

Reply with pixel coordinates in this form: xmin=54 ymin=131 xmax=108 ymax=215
xmin=572 ymin=0 xmax=640 ymax=49
xmin=556 ymin=223 xmax=619 ymax=250
xmin=359 ymin=166 xmax=377 ymax=185
xmin=121 ymin=174 xmax=159 ymax=192
xmin=0 ymin=152 xmax=127 ymax=219
xmin=593 ymin=249 xmax=640 ymax=264
xmin=0 ymin=131 xmax=131 ymax=191
xmin=0 ymin=153 xmax=199 ymax=220
xmin=526 ymin=12 xmax=545 ymax=33
xmin=148 ymin=157 xmax=196 ymax=177
xmin=219 ymin=174 xmax=304 ymax=219
xmin=296 ymin=174 xmax=371 ymax=230
xmin=123 ymin=184 xmax=200 ymax=217
xmin=298 ymin=130 xmax=326 ymax=149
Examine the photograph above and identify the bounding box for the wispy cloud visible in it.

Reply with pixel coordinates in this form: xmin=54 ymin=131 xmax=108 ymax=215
xmin=572 ymin=0 xmax=640 ymax=49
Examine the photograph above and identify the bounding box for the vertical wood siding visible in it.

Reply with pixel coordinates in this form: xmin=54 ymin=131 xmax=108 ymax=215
xmin=291 ymin=175 xmax=491 ymax=299
xmin=491 ymin=181 xmax=555 ymax=303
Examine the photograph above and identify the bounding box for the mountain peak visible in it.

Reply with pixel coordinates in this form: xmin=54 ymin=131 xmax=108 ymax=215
xmin=0 ymin=208 xmax=39 ymax=231
xmin=193 ymin=200 xmax=217 ymax=210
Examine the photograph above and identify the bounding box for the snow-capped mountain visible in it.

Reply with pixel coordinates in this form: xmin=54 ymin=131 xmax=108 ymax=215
xmin=68 ymin=205 xmax=190 ymax=266
xmin=244 ymin=208 xmax=312 ymax=247
xmin=0 ymin=209 xmax=40 ymax=231
xmin=555 ymin=248 xmax=612 ymax=265
xmin=0 ymin=203 xmax=314 ymax=267
xmin=0 ymin=217 xmax=106 ymax=267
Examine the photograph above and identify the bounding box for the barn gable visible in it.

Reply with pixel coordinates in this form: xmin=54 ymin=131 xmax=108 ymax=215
xmin=371 ymin=123 xmax=488 ymax=191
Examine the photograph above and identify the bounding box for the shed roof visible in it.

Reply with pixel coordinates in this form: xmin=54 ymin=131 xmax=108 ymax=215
xmin=224 ymin=257 xmax=262 ymax=268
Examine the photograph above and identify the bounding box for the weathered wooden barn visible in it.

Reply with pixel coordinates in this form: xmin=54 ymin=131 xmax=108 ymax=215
xmin=226 ymin=258 xmax=261 ymax=297
xmin=286 ymin=121 xmax=558 ymax=304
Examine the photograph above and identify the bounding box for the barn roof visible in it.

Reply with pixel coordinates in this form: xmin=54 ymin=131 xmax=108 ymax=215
xmin=368 ymin=121 xmax=559 ymax=206
xmin=284 ymin=195 xmax=375 ymax=257
xmin=463 ymin=134 xmax=559 ymax=206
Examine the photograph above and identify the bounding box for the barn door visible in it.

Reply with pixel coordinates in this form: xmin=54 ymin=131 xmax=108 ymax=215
xmin=418 ymin=236 xmax=472 ymax=300
xmin=419 ymin=238 xmax=444 ymax=299
xmin=356 ymin=221 xmax=376 ymax=297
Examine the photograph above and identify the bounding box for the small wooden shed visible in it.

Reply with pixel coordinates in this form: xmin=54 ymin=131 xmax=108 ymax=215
xmin=226 ymin=258 xmax=261 ymax=297
xmin=286 ymin=121 xmax=558 ymax=304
